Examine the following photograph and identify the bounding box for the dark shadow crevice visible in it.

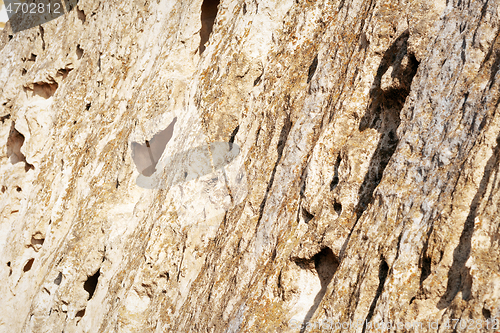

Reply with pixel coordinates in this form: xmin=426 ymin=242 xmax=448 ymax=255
xmin=437 ymin=135 xmax=500 ymax=309
xmin=307 ymin=55 xmax=318 ymax=84
xmin=299 ymin=248 xmax=339 ymax=333
xmin=199 ymin=0 xmax=220 ymax=54
xmin=356 ymin=31 xmax=419 ymax=221
xmin=84 ymin=269 xmax=100 ymax=301
xmin=330 ymin=155 xmax=341 ymax=191
xmin=362 ymin=259 xmax=389 ymax=333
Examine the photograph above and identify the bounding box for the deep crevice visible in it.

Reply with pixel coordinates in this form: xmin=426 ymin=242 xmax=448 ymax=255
xmin=84 ymin=269 xmax=100 ymax=300
xmin=420 ymin=256 xmax=432 ymax=285
xmin=39 ymin=26 xmax=45 ymax=50
xmin=229 ymin=125 xmax=239 ymax=144
xmin=75 ymin=308 xmax=86 ymax=324
xmin=0 ymin=114 xmax=11 ymax=123
xmin=307 ymin=55 xmax=318 ymax=84
xmin=199 ymin=0 xmax=220 ymax=54
xmin=355 ymin=31 xmax=419 ymax=222
xmin=57 ymin=67 xmax=73 ymax=80
xmin=330 ymin=155 xmax=341 ymax=191
xmin=437 ymin=135 xmax=500 ymax=309
xmin=362 ymin=259 xmax=389 ymax=333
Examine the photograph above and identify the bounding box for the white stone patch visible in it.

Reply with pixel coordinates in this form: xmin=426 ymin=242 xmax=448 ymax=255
xmin=0 ymin=1 xmax=7 ymax=30
xmin=124 ymin=289 xmax=150 ymax=313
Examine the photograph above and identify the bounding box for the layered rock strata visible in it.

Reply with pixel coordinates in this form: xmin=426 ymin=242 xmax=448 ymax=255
xmin=0 ymin=0 xmax=499 ymax=332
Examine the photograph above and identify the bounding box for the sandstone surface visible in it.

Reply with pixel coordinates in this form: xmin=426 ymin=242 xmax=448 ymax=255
xmin=0 ymin=0 xmax=499 ymax=332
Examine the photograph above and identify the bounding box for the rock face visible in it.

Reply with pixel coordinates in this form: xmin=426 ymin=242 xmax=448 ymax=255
xmin=0 ymin=0 xmax=499 ymax=332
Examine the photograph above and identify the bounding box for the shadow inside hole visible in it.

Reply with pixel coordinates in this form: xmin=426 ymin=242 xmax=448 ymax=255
xmin=6 ymin=122 xmax=35 ymax=171
xmin=83 ymin=269 xmax=100 ymax=300
xmin=5 ymin=0 xmax=79 ymax=33
xmin=54 ymin=272 xmax=62 ymax=285
xmin=199 ymin=0 xmax=220 ymax=53
xmin=362 ymin=259 xmax=389 ymax=332
xmin=23 ymin=258 xmax=34 ymax=272
xmin=307 ymin=55 xmax=318 ymax=84
xmin=330 ymin=155 xmax=341 ymax=191
xmin=300 ymin=248 xmax=339 ymax=333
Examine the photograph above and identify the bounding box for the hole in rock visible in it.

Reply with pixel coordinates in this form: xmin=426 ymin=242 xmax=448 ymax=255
xmin=57 ymin=67 xmax=73 ymax=80
xmin=131 ymin=117 xmax=177 ymax=177
xmin=7 ymin=261 xmax=12 ymax=276
xmin=84 ymin=269 xmax=100 ymax=300
xmin=297 ymin=248 xmax=339 ymax=331
xmin=86 ymin=103 xmax=91 ymax=110
xmin=77 ymin=9 xmax=86 ymax=24
xmin=75 ymin=308 xmax=85 ymax=319
xmin=333 ymin=201 xmax=342 ymax=215
xmin=54 ymin=272 xmax=63 ymax=285
xmin=32 ymin=82 xmax=59 ymax=99
xmin=301 ymin=207 xmax=314 ymax=224
xmin=31 ymin=234 xmax=45 ymax=250
xmin=199 ymin=0 xmax=220 ymax=54
xmin=330 ymin=155 xmax=341 ymax=191
xmin=307 ymin=55 xmax=318 ymax=84
xmin=420 ymin=256 xmax=431 ymax=284
xmin=76 ymin=44 xmax=84 ymax=59
xmin=23 ymin=258 xmax=35 ymax=272
xmin=16 ymin=186 xmax=22 ymax=192
xmin=21 ymin=68 xmax=27 ymax=75
xmin=6 ymin=123 xmax=35 ymax=171
xmin=1 ymin=186 xmax=6 ymax=193
xmin=483 ymin=308 xmax=491 ymax=319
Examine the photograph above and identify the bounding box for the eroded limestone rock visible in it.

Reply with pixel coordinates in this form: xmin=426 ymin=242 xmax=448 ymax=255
xmin=0 ymin=0 xmax=499 ymax=332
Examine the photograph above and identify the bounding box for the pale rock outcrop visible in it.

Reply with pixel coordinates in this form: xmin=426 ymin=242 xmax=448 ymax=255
xmin=0 ymin=0 xmax=499 ymax=332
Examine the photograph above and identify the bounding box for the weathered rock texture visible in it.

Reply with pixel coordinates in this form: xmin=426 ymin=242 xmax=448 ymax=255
xmin=0 ymin=0 xmax=499 ymax=332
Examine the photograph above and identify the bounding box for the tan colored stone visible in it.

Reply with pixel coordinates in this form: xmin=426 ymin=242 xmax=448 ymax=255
xmin=0 ymin=0 xmax=499 ymax=332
